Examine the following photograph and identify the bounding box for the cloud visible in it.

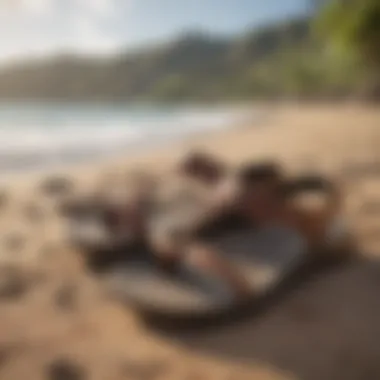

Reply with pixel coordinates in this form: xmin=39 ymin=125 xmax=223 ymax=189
xmin=69 ymin=14 xmax=123 ymax=53
xmin=0 ymin=0 xmax=53 ymax=16
xmin=22 ymin=0 xmax=53 ymax=15
xmin=79 ymin=0 xmax=114 ymax=16
xmin=0 ymin=0 xmax=133 ymax=62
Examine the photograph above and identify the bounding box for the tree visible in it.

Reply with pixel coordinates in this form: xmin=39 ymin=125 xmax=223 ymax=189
xmin=316 ymin=0 xmax=380 ymax=71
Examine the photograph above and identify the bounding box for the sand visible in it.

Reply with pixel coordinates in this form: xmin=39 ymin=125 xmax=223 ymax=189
xmin=0 ymin=103 xmax=380 ymax=380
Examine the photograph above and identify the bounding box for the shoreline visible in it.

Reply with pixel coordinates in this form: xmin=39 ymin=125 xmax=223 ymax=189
xmin=3 ymin=103 xmax=380 ymax=201
xmin=0 ymin=106 xmax=266 ymax=191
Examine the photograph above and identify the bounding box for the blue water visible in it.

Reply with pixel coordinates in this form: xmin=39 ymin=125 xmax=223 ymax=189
xmin=0 ymin=103 xmax=252 ymax=173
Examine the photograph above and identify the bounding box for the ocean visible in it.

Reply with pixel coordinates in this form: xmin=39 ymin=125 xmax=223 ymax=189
xmin=0 ymin=102 xmax=254 ymax=175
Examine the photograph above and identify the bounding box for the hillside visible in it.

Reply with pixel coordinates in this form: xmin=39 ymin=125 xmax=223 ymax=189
xmin=0 ymin=17 xmax=355 ymax=101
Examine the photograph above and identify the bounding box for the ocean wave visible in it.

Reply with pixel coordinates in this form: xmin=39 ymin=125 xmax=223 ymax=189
xmin=0 ymin=104 xmax=252 ymax=173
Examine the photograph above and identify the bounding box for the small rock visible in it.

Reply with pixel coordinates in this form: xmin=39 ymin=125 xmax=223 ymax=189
xmin=54 ymin=283 xmax=78 ymax=312
xmin=47 ymin=359 xmax=86 ymax=380
xmin=41 ymin=177 xmax=74 ymax=198
xmin=58 ymin=196 xmax=95 ymax=219
xmin=0 ymin=267 xmax=29 ymax=301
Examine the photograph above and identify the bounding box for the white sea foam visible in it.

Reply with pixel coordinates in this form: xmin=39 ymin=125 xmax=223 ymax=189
xmin=0 ymin=103 xmax=253 ymax=173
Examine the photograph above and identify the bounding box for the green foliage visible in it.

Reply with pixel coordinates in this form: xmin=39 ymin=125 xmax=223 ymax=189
xmin=0 ymin=12 xmax=375 ymax=101
xmin=316 ymin=0 xmax=380 ymax=70
xmin=149 ymin=75 xmax=189 ymax=101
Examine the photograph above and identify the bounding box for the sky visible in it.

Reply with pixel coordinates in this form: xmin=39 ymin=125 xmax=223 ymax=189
xmin=0 ymin=0 xmax=311 ymax=63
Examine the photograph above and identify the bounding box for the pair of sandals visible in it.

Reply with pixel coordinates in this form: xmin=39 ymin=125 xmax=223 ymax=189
xmin=61 ymin=173 xmax=352 ymax=321
xmin=96 ymin=175 xmax=353 ymax=320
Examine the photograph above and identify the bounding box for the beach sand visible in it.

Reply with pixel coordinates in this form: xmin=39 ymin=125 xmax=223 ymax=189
xmin=0 ymin=104 xmax=380 ymax=380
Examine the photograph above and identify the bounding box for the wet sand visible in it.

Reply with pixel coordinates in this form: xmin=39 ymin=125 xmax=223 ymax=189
xmin=0 ymin=103 xmax=380 ymax=380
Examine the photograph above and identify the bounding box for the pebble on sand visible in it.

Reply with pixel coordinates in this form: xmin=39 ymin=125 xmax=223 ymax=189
xmin=40 ymin=176 xmax=75 ymax=197
xmin=0 ymin=266 xmax=30 ymax=301
xmin=54 ymin=283 xmax=78 ymax=312
xmin=47 ymin=359 xmax=87 ymax=380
